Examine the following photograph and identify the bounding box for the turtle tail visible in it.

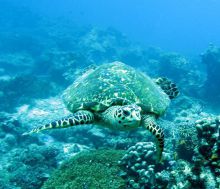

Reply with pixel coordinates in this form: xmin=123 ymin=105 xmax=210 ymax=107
xmin=155 ymin=77 xmax=179 ymax=99
xmin=142 ymin=115 xmax=164 ymax=162
xmin=22 ymin=110 xmax=94 ymax=135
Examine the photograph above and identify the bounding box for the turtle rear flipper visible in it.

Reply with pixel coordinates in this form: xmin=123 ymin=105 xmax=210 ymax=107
xmin=155 ymin=77 xmax=179 ymax=99
xmin=22 ymin=110 xmax=94 ymax=135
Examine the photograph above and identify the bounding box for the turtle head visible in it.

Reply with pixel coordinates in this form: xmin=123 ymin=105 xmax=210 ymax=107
xmin=115 ymin=104 xmax=142 ymax=129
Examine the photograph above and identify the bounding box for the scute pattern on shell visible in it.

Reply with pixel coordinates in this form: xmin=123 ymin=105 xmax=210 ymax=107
xmin=62 ymin=61 xmax=170 ymax=115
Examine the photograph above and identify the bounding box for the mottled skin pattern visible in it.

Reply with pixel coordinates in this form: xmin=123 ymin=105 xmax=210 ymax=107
xmin=99 ymin=105 xmax=142 ymax=131
xmin=24 ymin=62 xmax=179 ymax=162
xmin=29 ymin=111 xmax=94 ymax=133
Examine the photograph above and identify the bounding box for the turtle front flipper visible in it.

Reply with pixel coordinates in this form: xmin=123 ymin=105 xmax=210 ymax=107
xmin=142 ymin=115 xmax=164 ymax=162
xmin=154 ymin=77 xmax=179 ymax=99
xmin=22 ymin=110 xmax=94 ymax=135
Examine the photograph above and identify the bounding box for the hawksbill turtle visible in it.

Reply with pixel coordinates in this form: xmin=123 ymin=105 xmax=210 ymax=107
xmin=23 ymin=61 xmax=179 ymax=161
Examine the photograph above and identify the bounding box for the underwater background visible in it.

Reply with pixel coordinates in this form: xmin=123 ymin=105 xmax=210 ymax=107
xmin=0 ymin=0 xmax=220 ymax=188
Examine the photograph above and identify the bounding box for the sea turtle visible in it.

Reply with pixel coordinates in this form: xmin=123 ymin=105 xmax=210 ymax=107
xmin=23 ymin=61 xmax=179 ymax=161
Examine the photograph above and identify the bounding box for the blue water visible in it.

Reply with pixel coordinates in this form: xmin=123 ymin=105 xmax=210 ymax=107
xmin=5 ymin=0 xmax=220 ymax=55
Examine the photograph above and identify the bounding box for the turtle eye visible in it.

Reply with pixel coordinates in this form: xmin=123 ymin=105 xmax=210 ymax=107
xmin=123 ymin=110 xmax=130 ymax=116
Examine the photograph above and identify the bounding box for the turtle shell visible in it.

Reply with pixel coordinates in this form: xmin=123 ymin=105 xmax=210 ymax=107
xmin=62 ymin=61 xmax=170 ymax=116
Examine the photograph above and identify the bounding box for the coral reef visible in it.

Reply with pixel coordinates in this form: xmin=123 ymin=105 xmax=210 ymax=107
xmin=171 ymin=98 xmax=205 ymax=161
xmin=158 ymin=52 xmax=205 ymax=97
xmin=42 ymin=149 xmax=126 ymax=189
xmin=164 ymin=115 xmax=220 ymax=189
xmin=7 ymin=144 xmax=59 ymax=189
xmin=195 ymin=116 xmax=220 ymax=163
xmin=33 ymin=51 xmax=91 ymax=85
xmin=117 ymin=122 xmax=220 ymax=189
xmin=0 ymin=53 xmax=34 ymax=76
xmin=0 ymin=74 xmax=59 ymax=112
xmin=174 ymin=122 xmax=198 ymax=161
xmin=0 ymin=111 xmax=59 ymax=188
xmin=119 ymin=142 xmax=171 ymax=189
xmin=159 ymin=52 xmax=190 ymax=83
xmin=194 ymin=116 xmax=220 ymax=188
xmin=201 ymin=44 xmax=220 ymax=105
xmin=0 ymin=4 xmax=220 ymax=188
